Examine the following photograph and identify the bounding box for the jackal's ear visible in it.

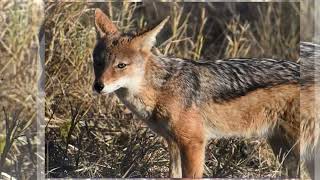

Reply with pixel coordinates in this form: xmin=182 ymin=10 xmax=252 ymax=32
xmin=131 ymin=16 xmax=169 ymax=51
xmin=95 ymin=9 xmax=119 ymax=39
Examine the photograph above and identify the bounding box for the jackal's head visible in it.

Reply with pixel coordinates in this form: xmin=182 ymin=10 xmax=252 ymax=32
xmin=92 ymin=9 xmax=168 ymax=95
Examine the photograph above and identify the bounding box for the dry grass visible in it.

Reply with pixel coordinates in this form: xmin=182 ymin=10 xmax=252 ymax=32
xmin=0 ymin=0 xmax=42 ymax=179
xmin=0 ymin=1 xmax=313 ymax=179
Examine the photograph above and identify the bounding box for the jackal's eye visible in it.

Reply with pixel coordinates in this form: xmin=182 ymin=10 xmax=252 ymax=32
xmin=117 ymin=63 xmax=127 ymax=69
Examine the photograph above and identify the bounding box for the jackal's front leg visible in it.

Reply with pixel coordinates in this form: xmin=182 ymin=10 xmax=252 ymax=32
xmin=172 ymin=110 xmax=206 ymax=178
xmin=180 ymin=139 xmax=206 ymax=178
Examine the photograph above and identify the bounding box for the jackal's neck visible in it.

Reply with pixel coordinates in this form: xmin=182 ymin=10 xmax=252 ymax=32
xmin=144 ymin=54 xmax=184 ymax=90
xmin=115 ymin=53 xmax=182 ymax=120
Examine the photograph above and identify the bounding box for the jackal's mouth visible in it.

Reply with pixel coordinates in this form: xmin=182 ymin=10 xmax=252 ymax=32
xmin=101 ymin=84 xmax=122 ymax=94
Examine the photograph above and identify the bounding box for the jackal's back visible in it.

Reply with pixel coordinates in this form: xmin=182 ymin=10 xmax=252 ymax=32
xmin=155 ymin=57 xmax=300 ymax=107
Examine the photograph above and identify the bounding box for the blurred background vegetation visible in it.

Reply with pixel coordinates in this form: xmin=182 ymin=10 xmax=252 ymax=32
xmin=0 ymin=0 xmax=42 ymax=179
xmin=0 ymin=0 xmax=317 ymax=179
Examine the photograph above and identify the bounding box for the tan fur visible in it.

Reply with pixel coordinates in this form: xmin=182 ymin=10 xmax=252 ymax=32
xmin=202 ymin=84 xmax=299 ymax=139
xmin=300 ymin=85 xmax=320 ymax=157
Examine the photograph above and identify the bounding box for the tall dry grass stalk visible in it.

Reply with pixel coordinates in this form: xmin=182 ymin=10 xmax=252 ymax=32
xmin=152 ymin=2 xmax=207 ymax=60
xmin=224 ymin=16 xmax=251 ymax=58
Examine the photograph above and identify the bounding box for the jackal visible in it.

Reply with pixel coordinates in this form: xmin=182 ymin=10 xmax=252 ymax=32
xmin=92 ymin=9 xmax=319 ymax=178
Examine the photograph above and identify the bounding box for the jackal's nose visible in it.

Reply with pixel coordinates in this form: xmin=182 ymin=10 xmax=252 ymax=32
xmin=94 ymin=81 xmax=104 ymax=93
